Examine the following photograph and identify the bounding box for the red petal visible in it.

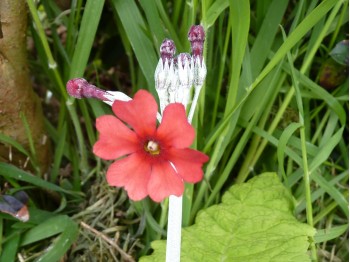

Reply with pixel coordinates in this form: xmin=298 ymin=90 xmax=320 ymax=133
xmin=156 ymin=103 xmax=195 ymax=148
xmin=167 ymin=148 xmax=209 ymax=183
xmin=93 ymin=115 xmax=140 ymax=160
xmin=106 ymin=153 xmax=151 ymax=201
xmin=112 ymin=90 xmax=157 ymax=136
xmin=147 ymin=161 xmax=184 ymax=202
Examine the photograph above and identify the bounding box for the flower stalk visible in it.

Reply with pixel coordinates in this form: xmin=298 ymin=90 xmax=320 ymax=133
xmin=165 ymin=195 xmax=183 ymax=262
xmin=158 ymin=25 xmax=207 ymax=262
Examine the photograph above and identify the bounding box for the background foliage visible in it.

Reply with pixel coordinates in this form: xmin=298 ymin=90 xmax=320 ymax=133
xmin=0 ymin=0 xmax=348 ymax=261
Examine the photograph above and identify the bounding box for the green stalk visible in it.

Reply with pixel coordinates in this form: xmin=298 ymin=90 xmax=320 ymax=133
xmin=20 ymin=113 xmax=40 ymax=175
xmin=236 ymin=82 xmax=293 ymax=183
xmin=27 ymin=0 xmax=88 ymax=178
xmin=282 ymin=20 xmax=317 ymax=258
xmin=0 ymin=219 xmax=2 ymax=254
xmin=328 ymin=0 xmax=348 ymax=49
xmin=26 ymin=0 xmax=65 ymax=96
xmin=210 ymin=17 xmax=231 ymax=130
xmin=311 ymin=110 xmax=330 ymax=144
xmin=313 ymin=201 xmax=338 ymax=225
xmin=158 ymin=198 xmax=169 ymax=234
xmin=66 ymin=99 xmax=89 ymax=177
xmin=300 ymin=127 xmax=317 ymax=261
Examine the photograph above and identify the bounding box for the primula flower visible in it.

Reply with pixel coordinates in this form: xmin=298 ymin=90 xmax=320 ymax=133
xmin=93 ymin=90 xmax=209 ymax=202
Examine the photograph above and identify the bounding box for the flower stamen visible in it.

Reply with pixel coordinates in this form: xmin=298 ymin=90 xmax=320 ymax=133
xmin=144 ymin=140 xmax=160 ymax=155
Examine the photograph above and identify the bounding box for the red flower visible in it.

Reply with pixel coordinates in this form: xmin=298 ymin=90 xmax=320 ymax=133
xmin=93 ymin=90 xmax=209 ymax=202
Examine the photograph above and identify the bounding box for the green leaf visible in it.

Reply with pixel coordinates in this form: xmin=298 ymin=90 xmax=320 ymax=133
xmin=0 ymin=229 xmax=20 ymax=262
xmin=110 ymin=0 xmax=158 ymax=92
xmin=28 ymin=215 xmax=78 ymax=262
xmin=203 ymin=0 xmax=229 ymax=28
xmin=314 ymin=224 xmax=349 ymax=243
xmin=330 ymin=40 xmax=349 ymax=65
xmin=141 ymin=173 xmax=315 ymax=262
xmin=20 ymin=215 xmax=77 ymax=246
xmin=0 ymin=163 xmax=80 ymax=196
xmin=69 ymin=0 xmax=105 ymax=78
xmin=0 ymin=132 xmax=30 ymax=157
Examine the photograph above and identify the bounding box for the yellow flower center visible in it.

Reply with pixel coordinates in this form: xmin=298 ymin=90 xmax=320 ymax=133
xmin=144 ymin=140 xmax=160 ymax=155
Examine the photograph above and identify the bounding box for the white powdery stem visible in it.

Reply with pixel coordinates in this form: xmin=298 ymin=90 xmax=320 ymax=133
xmin=166 ymin=195 xmax=183 ymax=262
xmin=187 ymin=85 xmax=202 ymax=123
xmin=181 ymin=88 xmax=191 ymax=109
xmin=103 ymin=91 xmax=162 ymax=122
xmin=174 ymin=86 xmax=184 ymax=104
xmin=156 ymin=89 xmax=169 ymax=114
xmin=168 ymin=90 xmax=177 ymax=104
xmin=102 ymin=91 xmax=132 ymax=106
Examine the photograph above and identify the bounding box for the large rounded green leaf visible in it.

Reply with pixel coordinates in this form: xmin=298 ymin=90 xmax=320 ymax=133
xmin=141 ymin=173 xmax=315 ymax=261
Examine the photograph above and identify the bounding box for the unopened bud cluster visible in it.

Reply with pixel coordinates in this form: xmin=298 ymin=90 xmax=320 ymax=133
xmin=155 ymin=25 xmax=207 ymax=114
xmin=66 ymin=25 xmax=207 ymax=123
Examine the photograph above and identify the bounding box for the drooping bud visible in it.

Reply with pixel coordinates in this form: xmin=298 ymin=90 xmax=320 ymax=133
xmin=188 ymin=25 xmax=205 ymax=62
xmin=66 ymin=78 xmax=131 ymax=105
xmin=66 ymin=78 xmax=107 ymax=100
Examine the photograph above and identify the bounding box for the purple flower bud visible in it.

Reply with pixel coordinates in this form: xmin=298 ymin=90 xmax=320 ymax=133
xmin=175 ymin=53 xmax=194 ymax=106
xmin=160 ymin=39 xmax=176 ymax=65
xmin=177 ymin=53 xmax=193 ymax=88
xmin=177 ymin=53 xmax=191 ymax=69
xmin=188 ymin=25 xmax=205 ymax=42
xmin=188 ymin=25 xmax=205 ymax=61
xmin=66 ymin=78 xmax=108 ymax=101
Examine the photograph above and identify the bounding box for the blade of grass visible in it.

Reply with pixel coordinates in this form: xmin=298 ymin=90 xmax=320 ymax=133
xmin=0 ymin=163 xmax=80 ymax=196
xmin=277 ymin=122 xmax=303 ymax=182
xmin=69 ymin=0 xmax=105 ymax=78
xmin=30 ymin=216 xmax=78 ymax=261
xmin=309 ymin=127 xmax=344 ymax=174
xmin=20 ymin=215 xmax=77 ymax=246
xmin=0 ymin=219 xmax=2 ymax=254
xmin=155 ymin=0 xmax=184 ymax=50
xmin=191 ymin=0 xmax=250 ymax=219
xmin=110 ymin=0 xmax=158 ymax=93
xmin=66 ymin=0 xmax=105 ymax=179
xmin=0 ymin=133 xmax=30 ymax=158
xmin=240 ymin=0 xmax=289 ymax=121
xmin=236 ymin=0 xmax=343 ymax=182
xmin=283 ymin=26 xmax=317 ymax=259
xmin=202 ymin=0 xmax=229 ymax=28
xmin=44 ymin=119 xmax=70 ymax=160
xmin=296 ymin=170 xmax=348 ymax=214
xmin=248 ymin=0 xmax=339 ymax=92
xmin=51 ymin=123 xmax=67 ymax=182
xmin=0 ymin=230 xmax=20 ymax=262
xmin=139 ymin=0 xmax=166 ymax=48
xmin=201 ymin=0 xmax=340 ymax=164
xmin=205 ymin=62 xmax=285 ymax=208
xmin=310 ymin=172 xmax=348 ymax=217
xmin=314 ymin=224 xmax=349 ymax=243
xmin=20 ymin=112 xmax=39 ymax=175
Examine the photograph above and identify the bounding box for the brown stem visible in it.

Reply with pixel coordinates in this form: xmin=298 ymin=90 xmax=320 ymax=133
xmin=0 ymin=0 xmax=51 ymax=174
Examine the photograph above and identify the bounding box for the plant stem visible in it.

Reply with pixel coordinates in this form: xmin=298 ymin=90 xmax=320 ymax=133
xmin=300 ymin=127 xmax=317 ymax=261
xmin=187 ymin=86 xmax=201 ymax=123
xmin=165 ymin=195 xmax=183 ymax=262
xmin=166 ymin=79 xmax=203 ymax=260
